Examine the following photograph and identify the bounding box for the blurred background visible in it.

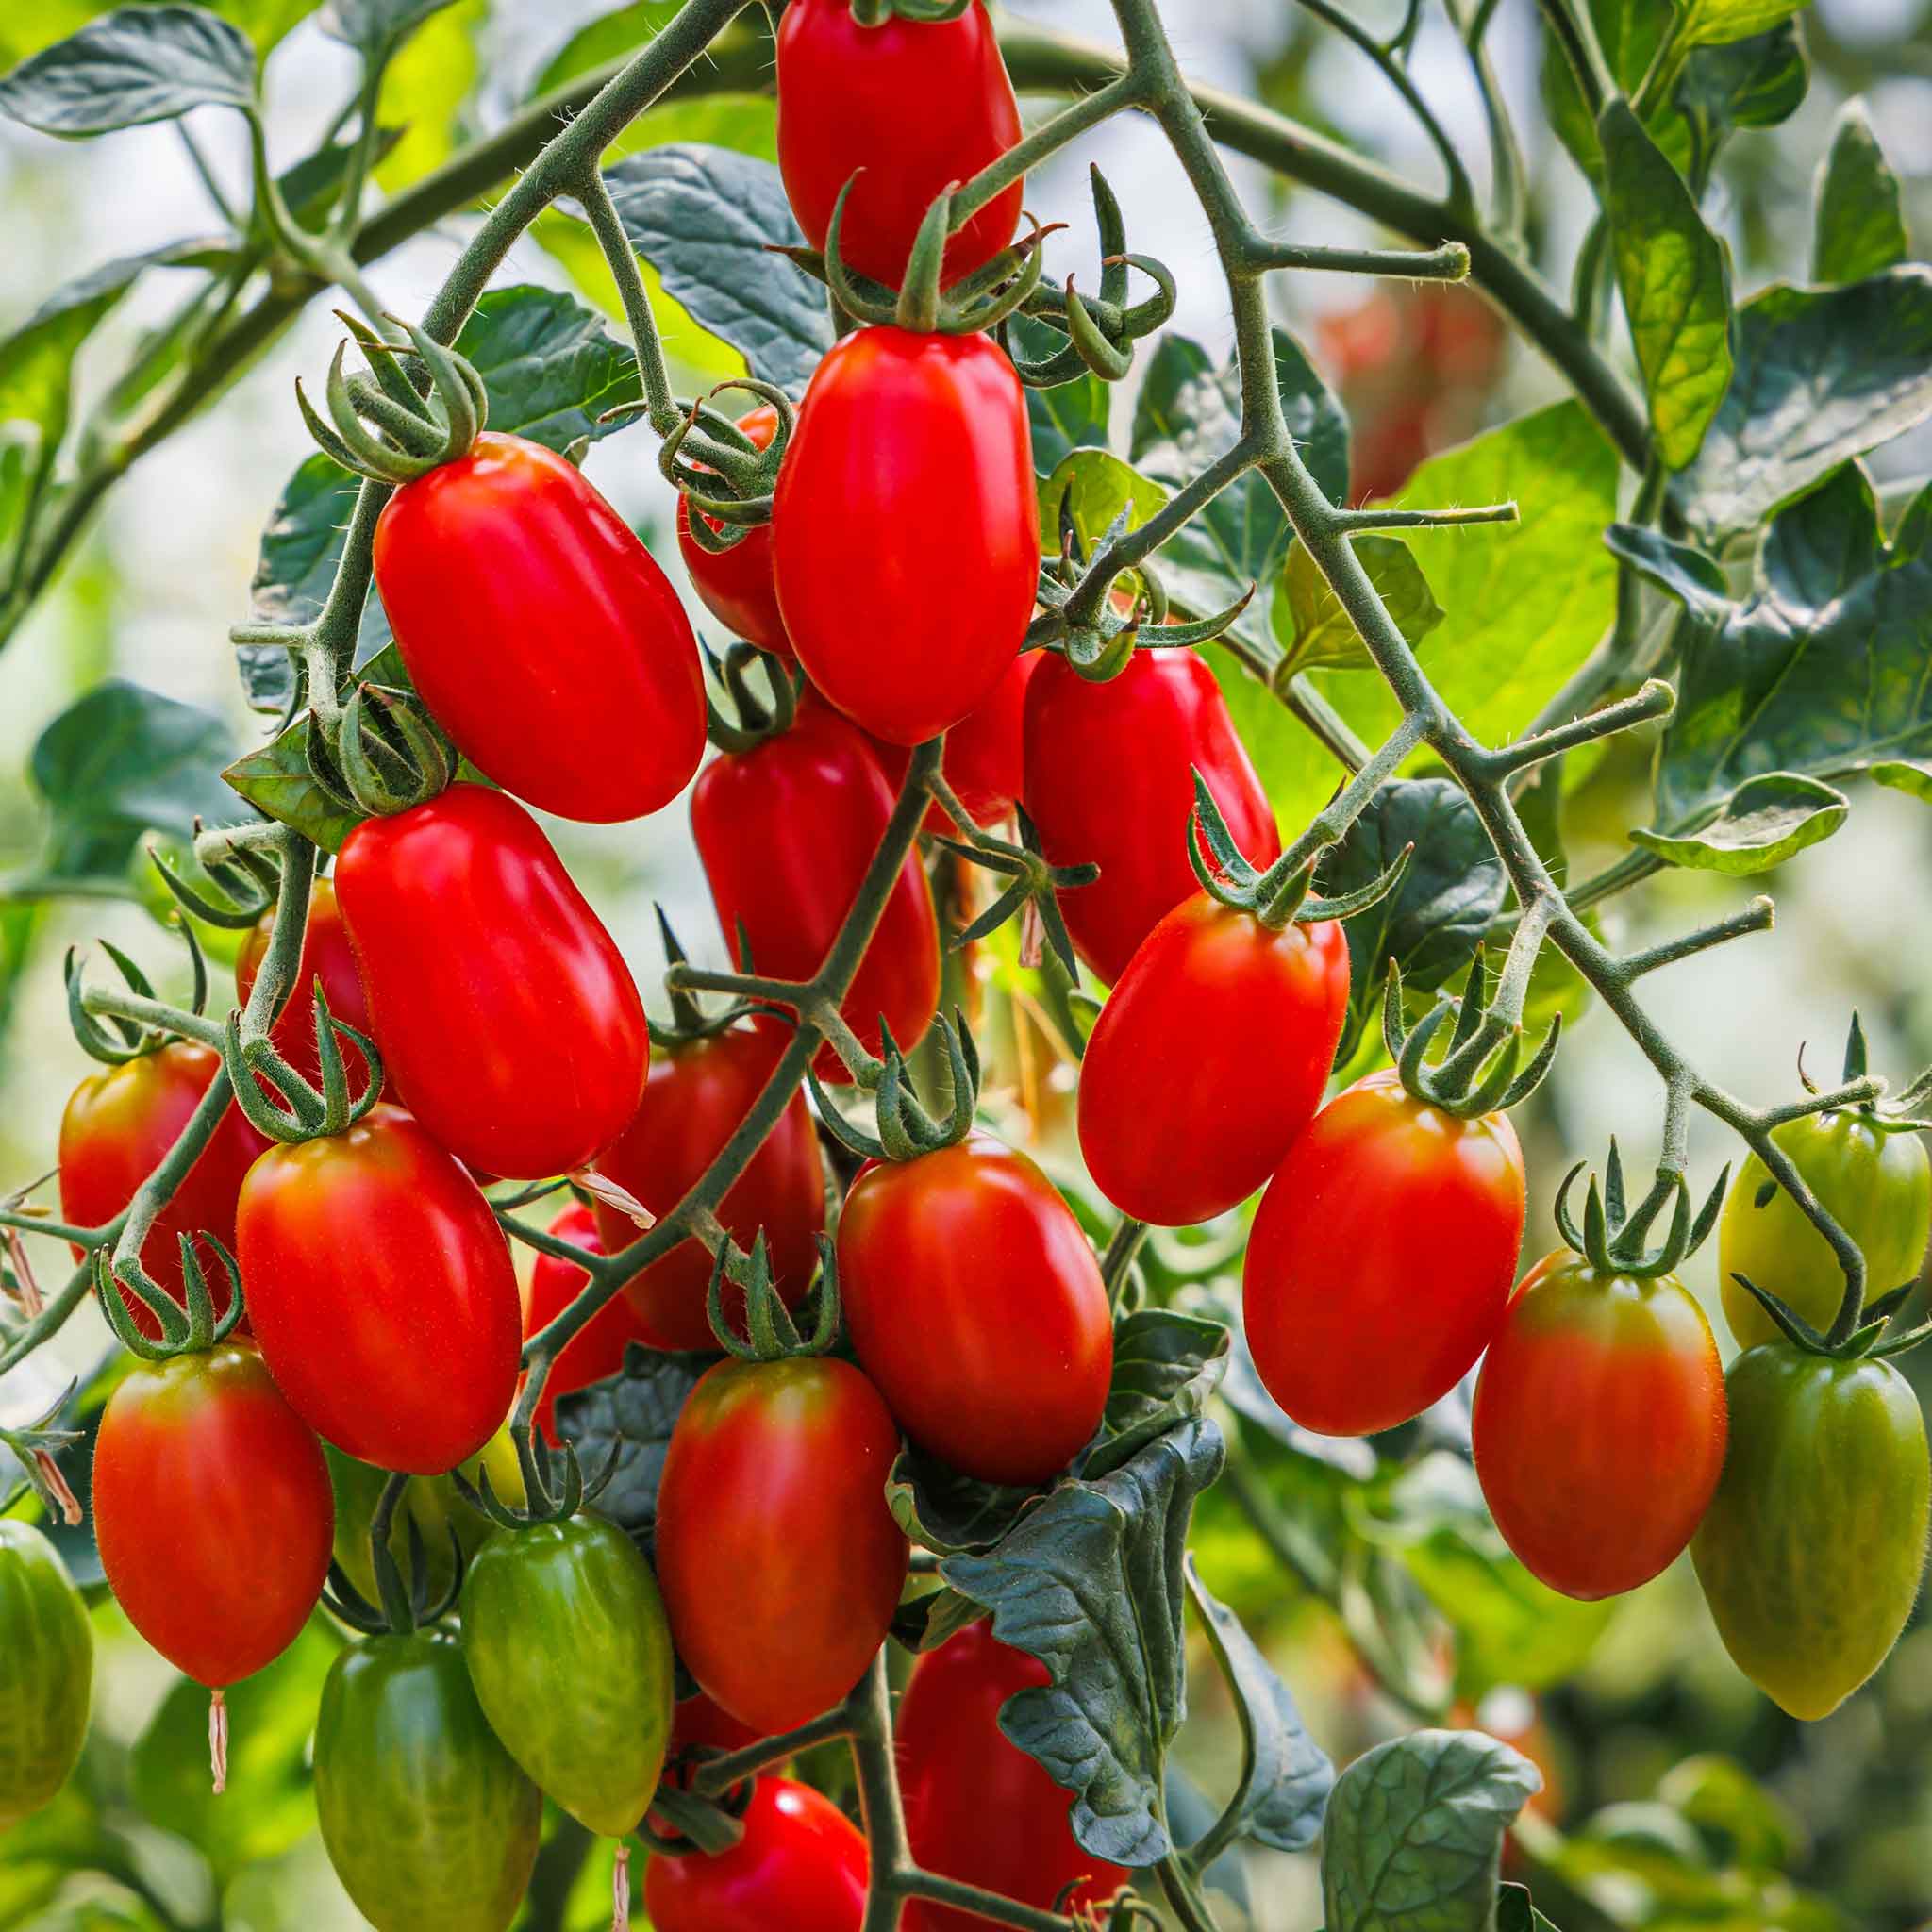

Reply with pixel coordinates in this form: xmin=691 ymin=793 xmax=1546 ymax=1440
xmin=2 ymin=0 xmax=1930 ymax=1927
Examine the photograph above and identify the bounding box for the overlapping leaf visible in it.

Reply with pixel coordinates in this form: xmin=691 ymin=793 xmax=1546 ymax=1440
xmin=1812 ymin=100 xmax=1908 ymax=287
xmin=552 ymin=1343 xmax=711 ymax=1553
xmin=0 ymin=6 xmax=256 ymax=135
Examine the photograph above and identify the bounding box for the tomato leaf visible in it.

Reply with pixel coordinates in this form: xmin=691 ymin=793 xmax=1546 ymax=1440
xmin=1496 ymin=1881 xmax=1562 ymax=1931
xmin=1085 ymin=1308 xmax=1229 ymax=1479
xmin=1038 ymin=448 xmax=1168 ymax=567
xmin=1320 ymin=1727 xmax=1541 ymax=1932
xmin=1674 ymin=0 xmax=1809 ymax=51
xmin=1671 ymin=269 xmax=1932 ymax=542
xmin=886 ymin=1445 xmax=1039 ymax=1559
xmin=592 ymin=145 xmax=834 ymax=398
xmin=551 ymin=1343 xmax=711 ymax=1557
xmin=1630 ymin=770 xmax=1848 ymax=874
xmin=942 ymin=1417 xmax=1225 ymax=1867
xmin=0 ymin=6 xmax=257 ymax=136
xmin=1274 ymin=532 xmax=1442 ymax=675
xmin=1811 ymin=100 xmax=1909 ymax=288
xmin=1183 ymin=1556 xmax=1334 ymax=1853
xmin=319 ymin=0 xmax=459 ymax=55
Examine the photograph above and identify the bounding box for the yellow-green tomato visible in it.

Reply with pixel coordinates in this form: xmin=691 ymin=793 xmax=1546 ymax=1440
xmin=0 ymin=1521 xmax=92 ymax=1829
xmin=1719 ymin=1111 xmax=1930 ymax=1349
xmin=459 ymin=1511 xmax=673 ymax=1838
xmin=1691 ymin=1343 xmax=1930 ymax=1721
xmin=315 ymin=1626 xmax=540 ymax=1932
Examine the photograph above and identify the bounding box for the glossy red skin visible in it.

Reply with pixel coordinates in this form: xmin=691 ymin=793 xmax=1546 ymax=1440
xmin=1244 ymin=1070 xmax=1525 ymax=1437
xmin=522 ymin=1206 xmax=648 ymax=1441
xmin=92 ymin=1343 xmax=332 ymax=1687
xmin=592 ymin=1027 xmax=824 ymax=1351
xmin=237 ymin=1107 xmax=521 ymax=1474
xmin=871 ymin=650 xmax=1039 ymax=834
xmin=58 ymin=1041 xmax=268 ymax=1340
xmin=775 ymin=0 xmax=1022 ymax=290
xmin=1079 ymin=892 xmax=1349 ymax=1226
xmin=838 ymin=1132 xmax=1112 ymax=1486
xmin=335 ymin=784 xmax=649 ymax=1179
xmin=657 ymin=1357 xmax=908 ymax=1733
xmin=774 ymin=328 xmax=1038 ymax=747
xmin=374 ymin=431 xmax=704 ymax=823
xmin=677 ymin=405 xmax=791 ymax=661
xmin=900 ymin=1624 xmax=1128 ymax=1931
xmin=236 ymin=877 xmax=374 ymax=1092
xmin=692 ymin=700 xmax=939 ymax=1084
xmin=1024 ymin=647 xmax=1281 ymax=985
xmin=1473 ymin=1252 xmax=1726 ymax=1600
xmin=646 ymin=1776 xmax=867 ymax=1932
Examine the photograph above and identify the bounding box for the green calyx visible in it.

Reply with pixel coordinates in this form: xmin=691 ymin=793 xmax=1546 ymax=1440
xmin=1002 ymin=166 xmax=1176 ymax=388
xmin=1803 ymin=1011 xmax=1932 ymax=1135
xmin=450 ymin=1430 xmax=616 ymax=1533
xmin=705 ymin=640 xmax=801 ymax=753
xmin=64 ymin=927 xmax=211 ymax=1068
xmin=848 ymin=0 xmax=973 ymax=24
xmin=705 ymin=1229 xmax=841 ymax=1363
xmin=654 ymin=906 xmax=764 ymax=1045
xmin=656 ymin=377 xmax=793 ymax=541
xmin=809 ymin=1010 xmax=980 ymax=1162
xmin=933 ymin=799 xmax=1094 ymax=984
xmin=149 ymin=828 xmax=279 ymax=932
xmin=297 ymin=312 xmax=488 ymax=487
xmin=1555 ymin=1141 xmax=1727 ymax=1283
xmin=93 ymin=1232 xmax=246 ymax=1364
xmin=225 ymin=981 xmax=386 ymax=1145
xmin=1380 ymin=954 xmax=1562 ymax=1120
xmin=322 ymin=1474 xmax=463 ymax=1638
xmin=308 ymin=681 xmax=455 ymax=819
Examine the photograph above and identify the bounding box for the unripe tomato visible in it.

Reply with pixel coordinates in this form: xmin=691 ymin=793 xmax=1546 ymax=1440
xmin=656 ymin=1357 xmax=908 ymax=1733
xmin=58 ymin=1041 xmax=268 ymax=1339
xmin=870 ymin=649 xmax=1039 ymax=833
xmin=900 ymin=1623 xmax=1128 ymax=1930
xmin=0 ymin=1521 xmax=92 ymax=1830
xmin=1024 ymin=647 xmax=1280 ymax=985
xmin=591 ymin=1026 xmax=824 ymax=1351
xmin=1246 ymin=1071 xmax=1524 ymax=1435
xmin=315 ymin=1626 xmax=541 ymax=1932
xmin=838 ymin=1132 xmax=1112 ymax=1486
xmin=460 ymin=1511 xmax=673 ymax=1838
xmin=235 ymin=876 xmax=374 ymax=1091
xmin=775 ymin=0 xmax=1023 ymax=290
xmin=1719 ymin=1109 xmax=1931 ymax=1349
xmin=335 ymin=783 xmax=649 ymax=1179
xmin=645 ymin=1775 xmax=868 ymax=1932
xmin=521 ymin=1206 xmax=648 ymax=1439
xmin=92 ymin=1343 xmax=332 ymax=1685
xmin=1081 ymin=892 xmax=1350 ymax=1226
xmin=373 ymin=431 xmax=705 ymax=824
xmin=237 ymin=1106 xmax=521 ymax=1474
xmin=676 ymin=404 xmax=791 ymax=660
xmin=1691 ymin=1343 xmax=1929 ymax=1720
xmin=1474 ymin=1254 xmax=1726 ymax=1600
xmin=773 ymin=328 xmax=1038 ymax=747
xmin=692 ymin=698 xmax=939 ymax=1085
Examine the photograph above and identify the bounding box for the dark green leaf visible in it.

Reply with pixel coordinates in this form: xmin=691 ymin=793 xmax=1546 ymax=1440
xmin=1630 ymin=770 xmax=1848 ymax=874
xmin=1497 ymin=1881 xmax=1562 ymax=1931
xmin=552 ymin=1342 xmax=710 ymax=1554
xmin=1085 ymin=1308 xmax=1229 ymax=1478
xmin=1184 ymin=1557 xmax=1333 ymax=1853
xmin=1324 ymin=777 xmax=1506 ymax=1062
xmin=1812 ymin=100 xmax=1908 ymax=287
xmin=1675 ymin=22 xmax=1807 ymax=138
xmin=1673 ymin=270 xmax=1932 ymax=541
xmin=0 ymin=6 xmax=255 ymax=135
xmin=319 ymin=0 xmax=459 ymax=53
xmin=886 ymin=1442 xmax=1039 ymax=1558
xmin=1276 ymin=533 xmax=1441 ymax=675
xmin=17 ymin=679 xmax=241 ymax=896
xmin=942 ymin=1417 xmax=1225 ymax=1867
xmin=1599 ymin=101 xmax=1733 ymax=470
xmin=1012 ymin=313 xmax=1111 ymax=474
xmin=1321 ymin=1728 xmax=1541 ymax=1932
xmin=890 ymin=1582 xmax=987 ymax=1655
xmin=595 ymin=145 xmax=833 ymax=397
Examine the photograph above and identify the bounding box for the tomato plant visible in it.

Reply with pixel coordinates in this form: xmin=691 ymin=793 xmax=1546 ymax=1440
xmin=0 ymin=1522 xmax=92 ymax=1831
xmin=677 ymin=403 xmax=791 ymax=660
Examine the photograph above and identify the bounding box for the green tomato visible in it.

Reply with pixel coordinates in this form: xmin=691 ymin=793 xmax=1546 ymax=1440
xmin=0 ymin=1521 xmax=92 ymax=1829
xmin=1719 ymin=1110 xmax=1931 ymax=1349
xmin=314 ymin=1625 xmax=541 ymax=1932
xmin=460 ymin=1510 xmax=674 ymax=1838
xmin=325 ymin=1430 xmax=525 ymax=1607
xmin=1691 ymin=1343 xmax=1930 ymax=1721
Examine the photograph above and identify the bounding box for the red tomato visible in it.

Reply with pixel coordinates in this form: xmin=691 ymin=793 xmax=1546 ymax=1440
xmin=92 ymin=1342 xmax=332 ymax=1686
xmin=1243 ymin=1071 xmax=1524 ymax=1436
xmin=775 ymin=0 xmax=1022 ymax=290
xmin=870 ymin=650 xmax=1038 ymax=834
xmin=900 ymin=1623 xmax=1127 ymax=1930
xmin=521 ymin=1205 xmax=648 ymax=1441
xmin=591 ymin=1026 xmax=824 ymax=1352
xmin=676 ymin=405 xmax=791 ymax=661
xmin=1024 ymin=647 xmax=1280 ymax=985
xmin=692 ymin=698 xmax=939 ymax=1085
xmin=645 ymin=1776 xmax=867 ymax=1932
xmin=235 ymin=877 xmax=374 ymax=1091
xmin=1474 ymin=1252 xmax=1726 ymax=1600
xmin=656 ymin=1357 xmax=908 ymax=1733
xmin=773 ymin=328 xmax=1038 ymax=748
xmin=237 ymin=1106 xmax=521 ymax=1474
xmin=335 ymin=783 xmax=649 ymax=1179
xmin=669 ymin=1690 xmax=762 ymax=1772
xmin=58 ymin=1041 xmax=268 ymax=1339
xmin=373 ymin=432 xmax=704 ymax=824
xmin=1079 ymin=891 xmax=1349 ymax=1225
xmin=838 ymin=1132 xmax=1111 ymax=1486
